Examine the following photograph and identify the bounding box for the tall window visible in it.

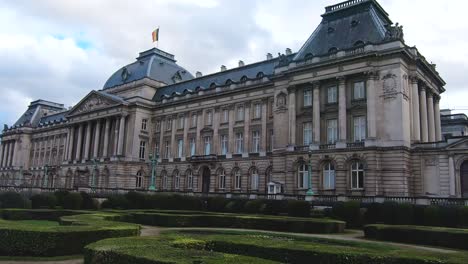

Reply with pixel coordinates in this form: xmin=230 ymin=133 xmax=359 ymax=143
xmin=234 ymin=170 xmax=241 ymax=189
xmin=254 ymin=103 xmax=262 ymax=119
xmin=327 ymin=119 xmax=338 ymax=144
xmin=235 ymin=132 xmax=244 ymax=154
xmin=178 ymin=116 xmax=184 ymax=129
xmin=139 ymin=141 xmax=146 ymax=159
xmin=303 ymin=122 xmax=313 ymax=145
xmin=136 ymin=171 xmax=143 ymax=188
xmin=250 ymin=168 xmax=259 ymax=190
xmin=269 ymin=129 xmax=274 ymax=152
xmin=298 ymin=164 xmax=309 ymax=189
xmin=141 ymin=119 xmax=148 ymax=131
xmin=164 ymin=141 xmax=170 ymax=159
xmin=177 ymin=139 xmax=184 ymax=158
xmin=222 ymin=109 xmax=229 ymax=123
xmin=191 ymin=114 xmax=197 ymax=127
xmin=190 ymin=138 xmax=196 ymax=156
xmin=155 ymin=142 xmax=160 ymax=156
xmin=237 ymin=106 xmax=244 ymax=121
xmin=174 ymin=172 xmax=180 ymax=190
xmin=351 ymin=161 xmax=365 ymax=189
xmin=166 ymin=119 xmax=172 ymax=131
xmin=162 ymin=171 xmax=168 ymax=190
xmin=204 ymin=136 xmax=211 ymax=155
xmin=186 ymin=170 xmax=193 ymax=190
xmin=206 ymin=111 xmax=213 ymax=125
xmin=354 ymin=116 xmax=366 ymax=142
xmin=353 ymin=81 xmax=365 ymax=100
xmin=304 ymin=89 xmax=312 ymax=106
xmin=218 ymin=169 xmax=226 ymax=189
xmin=252 ymin=131 xmax=260 ymax=153
xmin=328 ymin=86 xmax=338 ymax=103
xmin=155 ymin=120 xmax=161 ymax=132
xmin=221 ymin=135 xmax=228 ymax=155
xmin=323 ymin=163 xmax=335 ymax=190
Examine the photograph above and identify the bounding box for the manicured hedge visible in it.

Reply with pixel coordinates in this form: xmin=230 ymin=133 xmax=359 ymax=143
xmin=84 ymin=230 xmax=468 ymax=264
xmin=121 ymin=212 xmax=344 ymax=234
xmin=0 ymin=210 xmax=140 ymax=256
xmin=364 ymin=224 xmax=468 ymax=250
xmin=0 ymin=192 xmax=30 ymax=209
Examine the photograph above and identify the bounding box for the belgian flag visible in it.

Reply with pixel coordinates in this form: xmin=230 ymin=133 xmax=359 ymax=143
xmin=152 ymin=28 xmax=159 ymax=43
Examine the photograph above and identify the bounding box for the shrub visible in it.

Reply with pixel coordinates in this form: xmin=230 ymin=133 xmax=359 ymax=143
xmin=30 ymin=193 xmax=57 ymax=209
xmin=332 ymin=201 xmax=363 ymax=228
xmin=206 ymin=196 xmax=229 ymax=212
xmin=243 ymin=200 xmax=265 ymax=214
xmin=54 ymin=190 xmax=70 ymax=208
xmin=259 ymin=200 xmax=287 ymax=215
xmin=101 ymin=195 xmax=130 ymax=210
xmin=224 ymin=199 xmax=247 ymax=213
xmin=0 ymin=192 xmax=30 ymax=209
xmin=364 ymin=202 xmax=382 ymax=224
xmin=125 ymin=192 xmax=147 ymax=209
xmin=458 ymin=206 xmax=468 ymax=228
xmin=423 ymin=205 xmax=441 ymax=227
xmin=364 ymin=224 xmax=468 ymax=250
xmin=63 ymin=193 xmax=83 ymax=210
xmin=438 ymin=206 xmax=459 ymax=228
xmin=80 ymin=192 xmax=98 ymax=210
xmin=286 ymin=200 xmax=310 ymax=217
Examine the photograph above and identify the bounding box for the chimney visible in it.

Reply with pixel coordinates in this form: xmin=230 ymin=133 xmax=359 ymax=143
xmin=238 ymin=60 xmax=245 ymax=67
xmin=221 ymin=65 xmax=227 ymax=72
xmin=285 ymin=48 xmax=292 ymax=55
xmin=196 ymin=71 xmax=203 ymax=78
xmin=266 ymin=53 xmax=273 ymax=60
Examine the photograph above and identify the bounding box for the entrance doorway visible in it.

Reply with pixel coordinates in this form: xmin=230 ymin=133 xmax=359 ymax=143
xmin=461 ymin=161 xmax=468 ymax=198
xmin=202 ymin=167 xmax=211 ymax=194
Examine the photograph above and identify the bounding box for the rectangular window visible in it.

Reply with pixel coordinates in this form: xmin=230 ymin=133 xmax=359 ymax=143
xmin=234 ymin=171 xmax=241 ymax=189
xmin=235 ymin=132 xmax=244 ymax=154
xmin=269 ymin=100 xmax=274 ymax=117
xmin=166 ymin=119 xmax=172 ymax=131
xmin=177 ymin=139 xmax=184 ymax=158
xmin=328 ymin=86 xmax=338 ymax=103
xmin=164 ymin=140 xmax=170 ymax=159
xmin=269 ymin=129 xmax=274 ymax=152
xmin=304 ymin=89 xmax=312 ymax=106
xmin=191 ymin=114 xmax=197 ymax=128
xmin=155 ymin=120 xmax=161 ymax=132
xmin=254 ymin=103 xmax=262 ymax=119
xmin=136 ymin=175 xmax=143 ymax=188
xmin=237 ymin=106 xmax=244 ymax=121
xmin=190 ymin=138 xmax=196 ymax=156
xmin=187 ymin=171 xmax=193 ymax=189
xmin=204 ymin=136 xmax=211 ymax=155
xmin=139 ymin=141 xmax=146 ymax=159
xmin=252 ymin=131 xmax=260 ymax=153
xmin=303 ymin=122 xmax=313 ymax=145
xmin=353 ymin=81 xmax=365 ymax=100
xmin=221 ymin=135 xmax=228 ymax=155
xmin=327 ymin=119 xmax=338 ymax=144
xmin=219 ymin=171 xmax=226 ymax=189
xmin=298 ymin=164 xmax=309 ymax=189
xmin=141 ymin=119 xmax=148 ymax=131
xmin=174 ymin=173 xmax=180 ymax=190
xmin=206 ymin=111 xmax=213 ymax=125
xmin=222 ymin=109 xmax=229 ymax=123
xmin=155 ymin=143 xmax=160 ymax=157
xmin=178 ymin=116 xmax=184 ymax=129
xmin=354 ymin=116 xmax=367 ymax=142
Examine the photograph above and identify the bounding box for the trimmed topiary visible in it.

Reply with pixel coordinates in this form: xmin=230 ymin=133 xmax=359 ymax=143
xmin=63 ymin=193 xmax=83 ymax=210
xmin=286 ymin=200 xmax=310 ymax=217
xmin=0 ymin=192 xmax=30 ymax=209
xmin=30 ymin=193 xmax=57 ymax=209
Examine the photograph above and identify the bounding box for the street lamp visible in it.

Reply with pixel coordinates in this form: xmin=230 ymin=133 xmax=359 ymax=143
xmin=306 ymin=151 xmax=314 ymax=196
xmin=43 ymin=164 xmax=49 ymax=188
xmin=149 ymin=153 xmax=159 ymax=191
xmin=91 ymin=159 xmax=98 ymax=188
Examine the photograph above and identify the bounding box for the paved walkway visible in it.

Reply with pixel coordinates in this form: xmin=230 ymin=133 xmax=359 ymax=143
xmin=0 ymin=226 xmax=457 ymax=263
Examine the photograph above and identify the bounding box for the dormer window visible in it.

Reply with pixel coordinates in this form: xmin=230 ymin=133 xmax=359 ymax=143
xmin=351 ymin=20 xmax=360 ymax=27
xmin=354 ymin=41 xmax=365 ymax=47
xmin=328 ymin=47 xmax=338 ymax=54
xmin=225 ymin=79 xmax=233 ymax=85
xmin=241 ymin=76 xmax=248 ymax=83
xmin=210 ymin=83 xmax=217 ymax=89
xmin=256 ymin=72 xmax=264 ymax=78
xmin=304 ymin=53 xmax=314 ymax=61
xmin=327 ymin=27 xmax=335 ymax=34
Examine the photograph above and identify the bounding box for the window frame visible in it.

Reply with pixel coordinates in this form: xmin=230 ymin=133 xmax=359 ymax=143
xmin=353 ymin=116 xmax=367 ymax=142
xmin=177 ymin=139 xmax=184 ymax=158
xmin=235 ymin=132 xmax=244 ymax=154
xmin=250 ymin=168 xmax=259 ymax=190
xmin=220 ymin=134 xmax=228 ymax=155
xmin=303 ymin=122 xmax=313 ymax=146
xmin=139 ymin=140 xmax=146 ymax=160
xmin=189 ymin=138 xmax=196 ymax=156
xmin=174 ymin=171 xmax=180 ymax=190
xmin=353 ymin=81 xmax=366 ymax=100
xmin=327 ymin=86 xmax=338 ymax=104
xmin=254 ymin=103 xmax=262 ymax=119
xmin=303 ymin=89 xmax=312 ymax=107
xmin=327 ymin=119 xmax=338 ymax=144
xmin=186 ymin=170 xmax=193 ymax=190
xmin=252 ymin=130 xmax=260 ymax=153
xmin=141 ymin=119 xmax=148 ymax=131
xmin=234 ymin=170 xmax=242 ymax=190
xmin=297 ymin=164 xmax=309 ymax=189
xmin=322 ymin=162 xmax=335 ymax=190
xmin=204 ymin=136 xmax=212 ymax=155
xmin=218 ymin=169 xmax=226 ymax=190
xmin=351 ymin=161 xmax=365 ymax=190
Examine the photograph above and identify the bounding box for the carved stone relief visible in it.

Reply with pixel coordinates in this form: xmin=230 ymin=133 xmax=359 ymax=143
xmin=75 ymin=94 xmax=116 ymax=114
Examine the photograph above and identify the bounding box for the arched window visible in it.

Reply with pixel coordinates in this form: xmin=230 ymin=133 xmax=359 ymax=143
xmin=240 ymin=76 xmax=248 ymax=83
xmin=218 ymin=169 xmax=226 ymax=190
xmin=323 ymin=162 xmax=335 ymax=190
xmin=174 ymin=171 xmax=180 ymax=190
xmin=256 ymin=72 xmax=264 ymax=78
xmin=233 ymin=169 xmax=242 ymax=190
xmin=250 ymin=168 xmax=259 ymax=190
xmin=210 ymin=83 xmax=217 ymax=89
xmin=297 ymin=164 xmax=309 ymax=189
xmin=186 ymin=170 xmax=193 ymax=190
xmin=225 ymin=79 xmax=233 ymax=86
xmin=351 ymin=161 xmax=365 ymax=189
xmin=162 ymin=171 xmax=168 ymax=190
xmin=354 ymin=41 xmax=365 ymax=47
xmin=136 ymin=171 xmax=143 ymax=189
xmin=328 ymin=47 xmax=338 ymax=54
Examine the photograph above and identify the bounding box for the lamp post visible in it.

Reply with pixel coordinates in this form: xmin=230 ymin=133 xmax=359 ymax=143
xmin=91 ymin=159 xmax=98 ymax=188
xmin=149 ymin=153 xmax=159 ymax=191
xmin=306 ymin=151 xmax=314 ymax=196
xmin=43 ymin=164 xmax=49 ymax=188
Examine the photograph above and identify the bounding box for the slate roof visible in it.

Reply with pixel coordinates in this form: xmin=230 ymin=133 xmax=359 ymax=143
xmin=13 ymin=100 xmax=66 ymax=128
xmin=103 ymin=48 xmax=194 ymax=90
xmin=294 ymin=0 xmax=392 ymax=61
xmin=39 ymin=111 xmax=69 ymax=126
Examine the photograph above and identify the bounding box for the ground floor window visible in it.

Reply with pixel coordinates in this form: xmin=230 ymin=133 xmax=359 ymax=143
xmin=351 ymin=161 xmax=364 ymax=189
xmin=297 ymin=164 xmax=308 ymax=189
xmin=218 ymin=169 xmax=226 ymax=189
xmin=174 ymin=172 xmax=180 ymax=190
xmin=323 ymin=163 xmax=335 ymax=190
xmin=136 ymin=171 xmax=143 ymax=188
xmin=250 ymin=168 xmax=259 ymax=190
xmin=186 ymin=170 xmax=193 ymax=190
xmin=234 ymin=170 xmax=241 ymax=189
xmin=162 ymin=171 xmax=168 ymax=190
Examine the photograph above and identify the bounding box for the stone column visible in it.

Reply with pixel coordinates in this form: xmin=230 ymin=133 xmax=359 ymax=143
xmin=3 ymin=142 xmax=10 ymax=168
xmin=183 ymin=114 xmax=189 ymax=157
xmin=171 ymin=116 xmax=177 ymax=158
xmin=213 ymin=108 xmax=220 ymax=154
xmin=64 ymin=128 xmax=70 ymax=161
xmin=42 ymin=137 xmax=48 ymax=165
xmin=93 ymin=120 xmax=101 ymax=159
xmin=48 ymin=135 xmax=56 ymax=165
xmin=366 ymin=72 xmax=377 ymax=140
xmin=419 ymin=87 xmax=428 ymax=142
xmin=312 ymin=82 xmax=321 ymax=143
xmin=196 ymin=111 xmax=203 ymax=155
xmin=288 ymin=87 xmax=296 ymax=146
xmin=448 ymin=156 xmax=456 ymax=196
xmin=0 ymin=143 xmax=4 ymax=168
xmin=75 ymin=124 xmax=84 ymax=162
xmin=411 ymin=76 xmax=421 ymax=142
xmin=8 ymin=141 xmax=15 ymax=167
xmin=103 ymin=118 xmax=111 ymax=158
xmin=159 ymin=117 xmax=165 ymax=157
xmin=434 ymin=96 xmax=442 ymax=141
xmin=261 ymin=99 xmax=268 ymax=152
xmin=113 ymin=118 xmax=120 ymax=156
xmin=427 ymin=92 xmax=435 ymax=142
xmin=338 ymin=76 xmax=347 ymax=142
xmin=117 ymin=114 xmax=127 ymax=156
xmin=244 ymin=103 xmax=251 ymax=154
xmin=67 ymin=127 xmax=75 ymax=161
xmin=228 ymin=106 xmax=235 ymax=155
xmin=83 ymin=121 xmax=92 ymax=161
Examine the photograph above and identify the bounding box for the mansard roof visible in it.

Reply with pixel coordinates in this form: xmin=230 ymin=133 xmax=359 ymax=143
xmin=13 ymin=100 xmax=66 ymax=128
xmin=103 ymin=48 xmax=194 ymax=90
xmin=294 ymin=0 xmax=393 ymax=61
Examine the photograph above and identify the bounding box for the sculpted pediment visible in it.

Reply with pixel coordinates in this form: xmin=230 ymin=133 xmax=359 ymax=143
xmin=68 ymin=91 xmax=123 ymax=116
xmin=447 ymin=138 xmax=468 ymax=150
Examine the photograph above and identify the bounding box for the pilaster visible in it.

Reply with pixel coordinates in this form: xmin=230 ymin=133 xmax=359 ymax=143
xmin=419 ymin=87 xmax=428 ymax=142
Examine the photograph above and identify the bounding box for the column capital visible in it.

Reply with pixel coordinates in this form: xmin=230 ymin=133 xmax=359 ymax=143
xmin=365 ymin=70 xmax=379 ymax=80
xmin=311 ymin=81 xmax=321 ymax=89
xmin=287 ymin=85 xmax=297 ymax=93
xmin=120 ymin=113 xmax=129 ymax=118
xmin=418 ymin=86 xmax=427 ymax=93
xmin=433 ymin=95 xmax=441 ymax=103
xmin=409 ymin=74 xmax=419 ymax=84
xmin=336 ymin=76 xmax=346 ymax=84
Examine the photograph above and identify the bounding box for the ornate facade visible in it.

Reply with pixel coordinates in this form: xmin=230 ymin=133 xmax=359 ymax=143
xmin=1 ymin=0 xmax=468 ymax=198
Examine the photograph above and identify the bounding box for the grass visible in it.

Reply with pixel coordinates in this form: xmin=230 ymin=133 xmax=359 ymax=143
xmin=14 ymin=220 xmax=60 ymax=227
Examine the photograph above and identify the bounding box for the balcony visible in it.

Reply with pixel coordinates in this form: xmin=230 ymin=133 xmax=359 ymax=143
xmin=189 ymin=154 xmax=218 ymax=162
xmin=347 ymin=142 xmax=365 ymax=149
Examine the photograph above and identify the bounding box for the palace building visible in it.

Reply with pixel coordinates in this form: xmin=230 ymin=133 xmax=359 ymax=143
xmin=1 ymin=0 xmax=468 ymax=198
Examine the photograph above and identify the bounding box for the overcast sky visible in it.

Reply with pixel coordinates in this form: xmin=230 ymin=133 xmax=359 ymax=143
xmin=0 ymin=0 xmax=467 ymax=126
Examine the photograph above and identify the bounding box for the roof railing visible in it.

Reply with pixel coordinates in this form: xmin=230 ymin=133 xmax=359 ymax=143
xmin=325 ymin=0 xmax=368 ymax=13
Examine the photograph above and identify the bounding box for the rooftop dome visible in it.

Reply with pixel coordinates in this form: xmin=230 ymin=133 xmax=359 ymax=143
xmin=103 ymin=48 xmax=194 ymax=89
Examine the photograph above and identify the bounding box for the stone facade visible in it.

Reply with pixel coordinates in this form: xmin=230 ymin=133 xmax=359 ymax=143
xmin=1 ymin=0 xmax=468 ymax=198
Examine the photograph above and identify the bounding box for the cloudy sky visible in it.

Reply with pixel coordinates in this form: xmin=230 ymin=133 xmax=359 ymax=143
xmin=0 ymin=0 xmax=467 ymax=126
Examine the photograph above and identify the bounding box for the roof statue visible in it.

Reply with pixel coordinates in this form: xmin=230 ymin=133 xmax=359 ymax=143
xmin=385 ymin=22 xmax=404 ymax=41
